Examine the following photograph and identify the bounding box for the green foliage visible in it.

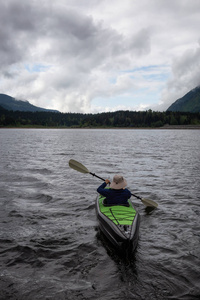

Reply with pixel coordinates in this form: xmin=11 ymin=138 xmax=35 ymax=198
xmin=1 ymin=105 xmax=200 ymax=128
xmin=167 ymin=86 xmax=200 ymax=112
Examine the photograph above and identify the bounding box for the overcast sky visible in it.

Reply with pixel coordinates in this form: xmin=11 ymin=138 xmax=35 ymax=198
xmin=1 ymin=0 xmax=200 ymax=113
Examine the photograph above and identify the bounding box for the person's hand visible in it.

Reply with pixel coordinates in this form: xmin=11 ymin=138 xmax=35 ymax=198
xmin=105 ymin=179 xmax=110 ymax=184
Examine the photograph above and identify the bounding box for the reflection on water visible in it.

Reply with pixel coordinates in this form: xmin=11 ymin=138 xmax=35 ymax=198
xmin=0 ymin=129 xmax=200 ymax=299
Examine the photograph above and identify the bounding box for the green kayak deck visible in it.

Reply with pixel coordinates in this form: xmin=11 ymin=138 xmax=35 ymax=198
xmin=96 ymin=193 xmax=140 ymax=252
xmin=98 ymin=194 xmax=137 ymax=226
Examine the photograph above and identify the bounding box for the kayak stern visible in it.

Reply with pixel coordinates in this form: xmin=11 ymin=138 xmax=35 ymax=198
xmin=95 ymin=194 xmax=140 ymax=253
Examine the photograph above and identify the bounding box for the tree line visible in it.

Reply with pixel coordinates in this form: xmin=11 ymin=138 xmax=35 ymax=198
xmin=0 ymin=105 xmax=200 ymax=128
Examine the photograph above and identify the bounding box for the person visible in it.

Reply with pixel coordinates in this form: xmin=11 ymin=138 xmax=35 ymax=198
xmin=97 ymin=175 xmax=131 ymax=205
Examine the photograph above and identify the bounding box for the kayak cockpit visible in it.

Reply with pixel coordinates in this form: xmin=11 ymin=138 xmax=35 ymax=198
xmin=95 ymin=194 xmax=140 ymax=253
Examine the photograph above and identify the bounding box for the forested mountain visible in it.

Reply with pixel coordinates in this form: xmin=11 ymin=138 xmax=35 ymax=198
xmin=167 ymin=86 xmax=200 ymax=112
xmin=1 ymin=90 xmax=200 ymax=128
xmin=0 ymin=94 xmax=59 ymax=113
xmin=1 ymin=105 xmax=200 ymax=128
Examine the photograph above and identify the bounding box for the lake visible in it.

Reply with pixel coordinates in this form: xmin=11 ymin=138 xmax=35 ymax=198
xmin=0 ymin=128 xmax=199 ymax=299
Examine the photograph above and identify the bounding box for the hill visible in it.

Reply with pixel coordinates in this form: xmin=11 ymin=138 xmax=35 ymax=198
xmin=167 ymin=86 xmax=200 ymax=112
xmin=0 ymin=94 xmax=59 ymax=113
xmin=1 ymin=105 xmax=200 ymax=128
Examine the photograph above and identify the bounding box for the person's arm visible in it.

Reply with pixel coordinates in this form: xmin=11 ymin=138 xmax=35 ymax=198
xmin=97 ymin=179 xmax=110 ymax=196
xmin=124 ymin=188 xmax=132 ymax=199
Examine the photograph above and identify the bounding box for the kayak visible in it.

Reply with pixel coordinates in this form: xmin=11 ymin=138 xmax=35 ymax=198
xmin=95 ymin=193 xmax=140 ymax=253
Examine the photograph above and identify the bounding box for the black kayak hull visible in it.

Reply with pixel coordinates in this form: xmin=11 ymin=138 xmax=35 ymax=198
xmin=95 ymin=194 xmax=140 ymax=253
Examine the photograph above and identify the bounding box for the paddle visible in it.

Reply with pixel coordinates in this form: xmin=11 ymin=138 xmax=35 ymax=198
xmin=69 ymin=159 xmax=158 ymax=208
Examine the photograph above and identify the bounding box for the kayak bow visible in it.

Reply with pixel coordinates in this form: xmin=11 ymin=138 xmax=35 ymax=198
xmin=96 ymin=193 xmax=140 ymax=252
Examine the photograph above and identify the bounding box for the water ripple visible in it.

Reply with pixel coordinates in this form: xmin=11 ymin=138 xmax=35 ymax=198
xmin=0 ymin=129 xmax=200 ymax=299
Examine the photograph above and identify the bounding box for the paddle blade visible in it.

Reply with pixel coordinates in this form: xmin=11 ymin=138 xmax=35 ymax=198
xmin=141 ymin=198 xmax=158 ymax=208
xmin=69 ymin=159 xmax=90 ymax=174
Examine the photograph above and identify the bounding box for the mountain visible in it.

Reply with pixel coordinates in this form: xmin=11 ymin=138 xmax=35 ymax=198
xmin=0 ymin=94 xmax=59 ymax=113
xmin=167 ymin=86 xmax=200 ymax=112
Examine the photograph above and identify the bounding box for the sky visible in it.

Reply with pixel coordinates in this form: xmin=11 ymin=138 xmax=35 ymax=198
xmin=1 ymin=0 xmax=200 ymax=113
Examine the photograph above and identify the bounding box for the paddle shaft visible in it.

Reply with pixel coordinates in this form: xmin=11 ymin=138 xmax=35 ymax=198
xmin=69 ymin=159 xmax=158 ymax=207
xmin=131 ymin=193 xmax=142 ymax=200
xmin=95 ymin=177 xmax=157 ymax=206
xmin=90 ymin=172 xmax=105 ymax=182
xmin=91 ymin=172 xmax=140 ymax=199
xmin=90 ymin=171 xmax=156 ymax=206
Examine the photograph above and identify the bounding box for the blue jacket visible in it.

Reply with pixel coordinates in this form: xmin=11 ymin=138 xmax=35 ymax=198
xmin=97 ymin=182 xmax=131 ymax=205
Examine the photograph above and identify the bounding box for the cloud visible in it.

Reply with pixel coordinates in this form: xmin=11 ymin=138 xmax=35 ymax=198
xmin=157 ymin=43 xmax=200 ymax=111
xmin=0 ymin=0 xmax=200 ymax=113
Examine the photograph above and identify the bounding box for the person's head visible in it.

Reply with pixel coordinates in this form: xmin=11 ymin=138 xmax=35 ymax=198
xmin=110 ymin=175 xmax=127 ymax=189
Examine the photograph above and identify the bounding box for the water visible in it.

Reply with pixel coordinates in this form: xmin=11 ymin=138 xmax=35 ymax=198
xmin=0 ymin=128 xmax=199 ymax=300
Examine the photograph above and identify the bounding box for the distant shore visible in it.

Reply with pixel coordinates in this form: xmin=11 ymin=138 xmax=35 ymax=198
xmin=1 ymin=125 xmax=200 ymax=130
xmin=160 ymin=125 xmax=200 ymax=130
